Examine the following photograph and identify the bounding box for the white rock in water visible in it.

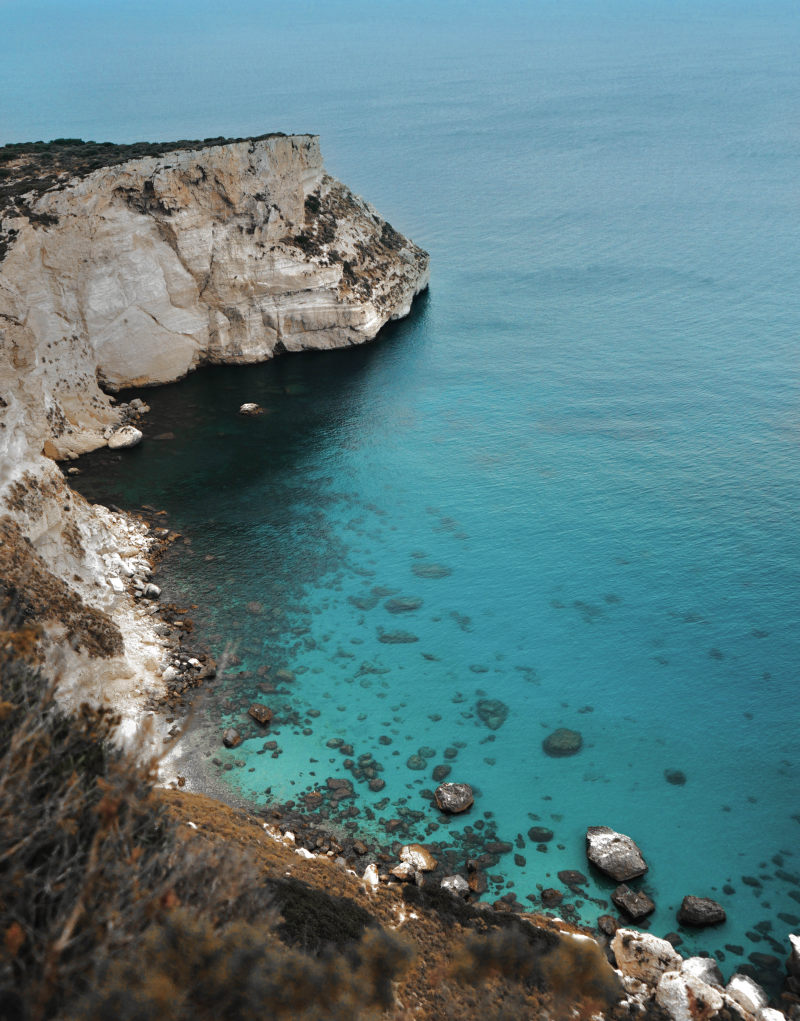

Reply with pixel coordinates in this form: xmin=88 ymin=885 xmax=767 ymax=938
xmin=726 ymin=975 xmax=768 ymax=1015
xmin=656 ymin=970 xmax=724 ymax=1021
xmin=238 ymin=402 xmax=264 ymax=416
xmin=611 ymin=929 xmax=682 ymax=986
xmin=788 ymin=934 xmax=800 ymax=979
xmin=758 ymin=1009 xmax=787 ymax=1021
xmin=586 ymin=825 xmax=647 ymax=881
xmin=681 ymin=957 xmax=724 ymax=988
xmin=108 ymin=426 xmax=143 ymax=449
xmin=142 ymin=583 xmax=161 ymax=599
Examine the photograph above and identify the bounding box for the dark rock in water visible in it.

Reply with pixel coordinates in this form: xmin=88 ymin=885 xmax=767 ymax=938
xmin=444 ymin=747 xmax=458 ymax=760
xmin=349 ymin=592 xmax=380 ymax=611
xmin=543 ymin=727 xmax=583 ymax=757
xmin=412 ymin=562 xmax=452 ymax=579
xmin=528 ymin=826 xmax=554 ymax=843
xmin=514 ymin=854 xmax=526 ymax=867
xmin=352 ymin=840 xmax=368 ymax=856
xmin=476 ymin=698 xmax=509 ymax=731
xmin=248 ymin=703 xmax=273 ymax=725
xmin=468 ymin=871 xmax=488 ymax=894
xmin=725 ymin=944 xmax=744 ymax=956
xmin=384 ymin=596 xmax=423 ymax=614
xmin=586 ymin=826 xmax=647 ymax=881
xmin=664 ymin=932 xmax=684 ymax=948
xmin=406 ymin=755 xmax=427 ymax=770
xmin=677 ymin=895 xmax=726 ymax=927
xmin=418 ymin=746 xmax=436 ymax=758
xmin=612 ymin=883 xmax=656 ymax=920
xmin=542 ymin=888 xmax=564 ymax=908
xmin=434 ymin=782 xmax=474 ymax=814
xmin=665 ymin=768 xmax=687 ymax=785
xmin=432 ymin=764 xmax=451 ymax=782
xmin=558 ymin=870 xmax=588 ymax=888
xmin=597 ymin=914 xmax=619 ymax=937
xmin=222 ymin=727 xmax=242 ymax=748
xmin=368 ymin=778 xmax=385 ymax=792
xmin=378 ymin=629 xmax=419 ymax=644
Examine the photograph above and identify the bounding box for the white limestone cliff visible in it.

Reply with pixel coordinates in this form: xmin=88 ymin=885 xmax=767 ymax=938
xmin=0 ymin=134 xmax=428 ymax=729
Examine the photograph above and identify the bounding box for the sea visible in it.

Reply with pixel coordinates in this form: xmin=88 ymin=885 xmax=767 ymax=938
xmin=4 ymin=0 xmax=799 ymax=984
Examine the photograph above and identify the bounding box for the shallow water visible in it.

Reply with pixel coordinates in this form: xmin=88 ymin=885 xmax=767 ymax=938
xmin=9 ymin=0 xmax=800 ymax=986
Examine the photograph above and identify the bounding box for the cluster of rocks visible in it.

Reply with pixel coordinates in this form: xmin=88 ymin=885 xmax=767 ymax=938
xmin=611 ymin=927 xmax=797 ymax=1021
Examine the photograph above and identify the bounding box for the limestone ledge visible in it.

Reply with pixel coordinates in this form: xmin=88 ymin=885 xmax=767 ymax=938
xmin=0 ymin=134 xmax=428 ymax=736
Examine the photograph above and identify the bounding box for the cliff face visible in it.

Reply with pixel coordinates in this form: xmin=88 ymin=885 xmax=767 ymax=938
xmin=0 ymin=134 xmax=428 ymax=728
xmin=0 ymin=134 xmax=429 ymax=459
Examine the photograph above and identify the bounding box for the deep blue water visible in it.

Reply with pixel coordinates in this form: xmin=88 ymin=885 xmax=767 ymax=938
xmin=4 ymin=0 xmax=800 ymax=981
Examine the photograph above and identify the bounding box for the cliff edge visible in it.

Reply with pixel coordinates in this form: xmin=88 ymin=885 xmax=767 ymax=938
xmin=0 ymin=134 xmax=428 ymax=728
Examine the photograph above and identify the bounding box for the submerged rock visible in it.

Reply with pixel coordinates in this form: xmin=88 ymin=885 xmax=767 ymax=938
xmin=476 ymin=698 xmax=508 ymax=731
xmin=384 ymin=596 xmax=423 ymax=613
xmin=107 ymin=425 xmax=143 ymax=449
xmin=677 ymin=895 xmax=726 ymax=927
xmin=586 ymin=826 xmax=647 ymax=881
xmin=665 ymin=768 xmax=688 ymax=786
xmin=434 ymin=782 xmax=474 ymax=814
xmin=542 ymin=727 xmax=583 ymax=757
xmin=411 ymin=562 xmax=452 ymax=579
xmin=378 ymin=629 xmax=419 ymax=644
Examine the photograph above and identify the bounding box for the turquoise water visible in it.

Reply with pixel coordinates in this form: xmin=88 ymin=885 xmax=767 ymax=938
xmin=6 ymin=0 xmax=800 ymax=985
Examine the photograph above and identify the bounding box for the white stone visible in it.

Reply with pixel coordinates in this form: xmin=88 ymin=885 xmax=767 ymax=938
xmin=142 ymin=583 xmax=161 ymax=599
xmin=758 ymin=1009 xmax=786 ymax=1021
xmin=109 ymin=576 xmax=125 ymax=593
xmin=441 ymin=875 xmax=470 ymax=897
xmin=362 ymin=863 xmax=379 ymax=893
xmin=726 ymin=975 xmax=769 ymax=1015
xmin=238 ymin=402 xmax=264 ymax=416
xmin=611 ymin=929 xmax=683 ymax=986
xmin=656 ymin=971 xmax=724 ymax=1021
xmin=162 ymin=666 xmax=179 ymax=683
xmin=108 ymin=426 xmax=143 ymax=449
xmin=682 ymin=957 xmax=724 ymax=988
xmin=390 ymin=862 xmax=415 ymax=881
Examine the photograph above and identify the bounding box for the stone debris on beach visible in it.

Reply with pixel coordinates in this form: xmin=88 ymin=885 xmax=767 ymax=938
xmin=433 ymin=782 xmax=474 ymax=814
xmin=586 ymin=825 xmax=647 ymax=881
xmin=677 ymin=895 xmax=726 ymax=927
xmin=542 ymin=727 xmax=583 ymax=757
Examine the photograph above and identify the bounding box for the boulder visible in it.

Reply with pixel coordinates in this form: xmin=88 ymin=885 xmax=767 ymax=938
xmin=726 ymin=975 xmax=768 ymax=1015
xmin=434 ymin=782 xmax=474 ymax=814
xmin=222 ymin=728 xmax=242 ymax=749
xmin=441 ymin=875 xmax=470 ymax=897
xmin=390 ymin=862 xmax=415 ymax=882
xmin=399 ymin=843 xmax=438 ymax=872
xmin=543 ymin=727 xmax=583 ymax=757
xmin=142 ymin=582 xmax=161 ymax=600
xmin=677 ymin=896 xmax=726 ymax=927
xmin=238 ymin=403 xmax=265 ymax=416
xmin=476 ymin=698 xmax=508 ymax=731
xmin=612 ymin=884 xmax=656 ymax=920
xmin=681 ymin=957 xmax=724 ymax=989
xmin=586 ymin=826 xmax=647 ymax=881
xmin=107 ymin=426 xmax=143 ymax=449
xmin=541 ymin=888 xmax=563 ymax=907
xmin=656 ymin=970 xmax=725 ymax=1021
xmin=248 ymin=704 xmax=273 ymax=726
xmin=611 ymin=928 xmax=682 ymax=986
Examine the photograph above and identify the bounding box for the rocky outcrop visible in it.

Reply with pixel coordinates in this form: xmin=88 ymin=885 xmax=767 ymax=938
xmin=0 ymin=134 xmax=428 ymax=731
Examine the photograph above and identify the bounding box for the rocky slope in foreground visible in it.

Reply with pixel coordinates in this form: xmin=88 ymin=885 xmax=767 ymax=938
xmin=0 ymin=134 xmax=428 ymax=732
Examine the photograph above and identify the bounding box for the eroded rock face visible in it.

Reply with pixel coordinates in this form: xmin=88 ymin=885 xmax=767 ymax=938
xmin=586 ymin=826 xmax=648 ymax=881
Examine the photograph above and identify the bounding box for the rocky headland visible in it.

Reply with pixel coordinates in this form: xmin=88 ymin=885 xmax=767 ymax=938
xmin=1 ymin=135 xmax=797 ymax=1020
